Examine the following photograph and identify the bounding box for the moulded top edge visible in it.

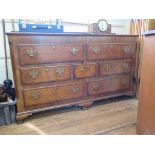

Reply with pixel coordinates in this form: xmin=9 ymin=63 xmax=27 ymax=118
xmin=6 ymin=32 xmax=138 ymax=37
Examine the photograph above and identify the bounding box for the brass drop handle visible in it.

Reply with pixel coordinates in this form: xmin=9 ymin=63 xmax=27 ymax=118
xmin=92 ymin=82 xmax=101 ymax=90
xmin=122 ymin=63 xmax=129 ymax=69
xmin=121 ymin=80 xmax=129 ymax=86
xmin=26 ymin=49 xmax=37 ymax=57
xmin=29 ymin=71 xmax=39 ymax=78
xmin=80 ymin=65 xmax=88 ymax=71
xmin=93 ymin=47 xmax=100 ymax=54
xmin=71 ymin=48 xmax=78 ymax=55
xmin=45 ymin=68 xmax=49 ymax=72
xmin=72 ymin=87 xmax=79 ymax=93
xmin=55 ymin=67 xmax=64 ymax=76
xmin=123 ymin=47 xmax=130 ymax=53
xmin=31 ymin=92 xmax=41 ymax=99
xmin=104 ymin=64 xmax=112 ymax=71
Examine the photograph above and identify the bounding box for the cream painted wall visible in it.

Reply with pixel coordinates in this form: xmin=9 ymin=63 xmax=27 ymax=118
xmin=0 ymin=19 xmax=130 ymax=84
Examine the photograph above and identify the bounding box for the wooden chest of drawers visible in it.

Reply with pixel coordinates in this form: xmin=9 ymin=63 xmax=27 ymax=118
xmin=7 ymin=32 xmax=138 ymax=121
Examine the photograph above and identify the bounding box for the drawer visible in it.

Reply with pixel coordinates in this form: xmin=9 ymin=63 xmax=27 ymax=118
xmin=87 ymin=75 xmax=130 ymax=96
xmin=56 ymin=82 xmax=84 ymax=101
xmin=18 ymin=44 xmax=83 ymax=65
xmin=23 ymin=87 xmax=57 ymax=107
xmin=20 ymin=65 xmax=71 ymax=85
xmin=87 ymin=43 xmax=136 ymax=60
xmin=99 ymin=61 xmax=131 ymax=76
xmin=74 ymin=63 xmax=96 ymax=79
xmin=23 ymin=82 xmax=84 ymax=107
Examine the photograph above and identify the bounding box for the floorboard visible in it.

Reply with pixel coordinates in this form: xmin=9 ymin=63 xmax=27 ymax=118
xmin=0 ymin=98 xmax=138 ymax=135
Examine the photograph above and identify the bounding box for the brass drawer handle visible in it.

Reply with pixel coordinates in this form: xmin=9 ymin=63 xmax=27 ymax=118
xmin=123 ymin=47 xmax=130 ymax=53
xmin=121 ymin=80 xmax=129 ymax=86
xmin=31 ymin=92 xmax=41 ymax=99
xmin=45 ymin=68 xmax=49 ymax=72
xmin=92 ymin=82 xmax=101 ymax=90
xmin=72 ymin=87 xmax=79 ymax=93
xmin=26 ymin=49 xmax=37 ymax=57
xmin=122 ymin=63 xmax=129 ymax=69
xmin=93 ymin=47 xmax=100 ymax=54
xmin=71 ymin=48 xmax=78 ymax=55
xmin=29 ymin=71 xmax=39 ymax=78
xmin=104 ymin=64 xmax=112 ymax=71
xmin=55 ymin=67 xmax=64 ymax=76
xmin=80 ymin=66 xmax=88 ymax=71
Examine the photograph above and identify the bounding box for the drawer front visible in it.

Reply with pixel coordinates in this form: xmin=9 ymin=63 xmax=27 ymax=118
xmin=23 ymin=87 xmax=57 ymax=107
xmin=56 ymin=82 xmax=84 ymax=101
xmin=87 ymin=43 xmax=136 ymax=60
xmin=99 ymin=61 xmax=131 ymax=76
xmin=87 ymin=80 xmax=105 ymax=95
xmin=74 ymin=63 xmax=96 ymax=79
xmin=87 ymin=75 xmax=130 ymax=96
xmin=23 ymin=82 xmax=84 ymax=107
xmin=20 ymin=65 xmax=71 ymax=85
xmin=18 ymin=44 xmax=83 ymax=65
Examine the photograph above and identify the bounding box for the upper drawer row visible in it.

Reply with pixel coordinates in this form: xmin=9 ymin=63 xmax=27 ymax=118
xmin=17 ymin=44 xmax=136 ymax=65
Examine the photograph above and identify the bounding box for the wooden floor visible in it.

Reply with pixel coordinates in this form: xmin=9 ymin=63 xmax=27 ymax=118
xmin=0 ymin=98 xmax=138 ymax=135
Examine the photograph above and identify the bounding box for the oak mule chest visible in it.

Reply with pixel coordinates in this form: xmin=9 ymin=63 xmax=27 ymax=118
xmin=7 ymin=32 xmax=138 ymax=121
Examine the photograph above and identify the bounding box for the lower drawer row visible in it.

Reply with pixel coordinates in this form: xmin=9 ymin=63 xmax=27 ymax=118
xmin=23 ymin=75 xmax=130 ymax=107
